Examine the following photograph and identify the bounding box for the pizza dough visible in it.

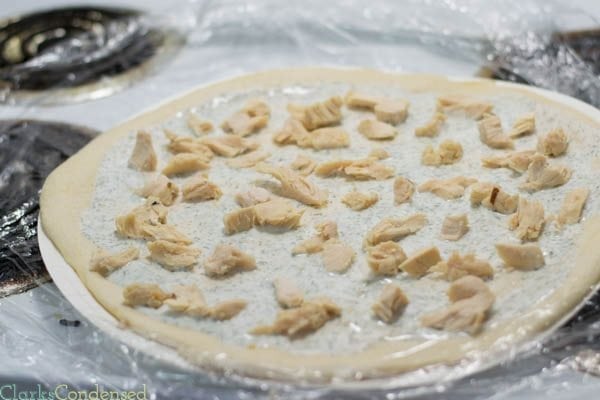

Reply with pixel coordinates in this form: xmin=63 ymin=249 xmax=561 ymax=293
xmin=40 ymin=68 xmax=600 ymax=382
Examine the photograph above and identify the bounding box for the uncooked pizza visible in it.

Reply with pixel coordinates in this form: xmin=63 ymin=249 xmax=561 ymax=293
xmin=40 ymin=68 xmax=600 ymax=382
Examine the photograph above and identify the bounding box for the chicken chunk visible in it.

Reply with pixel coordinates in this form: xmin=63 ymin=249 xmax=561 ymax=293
xmin=341 ymin=190 xmax=379 ymax=211
xmin=162 ymin=153 xmax=210 ymax=176
xmin=164 ymin=130 xmax=214 ymax=160
xmin=436 ymin=95 xmax=493 ymax=119
xmin=135 ymin=174 xmax=179 ymax=206
xmin=393 ymin=176 xmax=415 ymax=205
xmin=421 ymin=140 xmax=463 ymax=166
xmin=367 ymin=241 xmax=407 ymax=276
xmin=226 ymin=150 xmax=270 ymax=168
xmin=90 ymin=247 xmax=139 ymax=276
xmin=372 ymin=284 xmax=409 ymax=323
xmin=399 ymin=246 xmax=442 ymax=277
xmin=364 ymin=214 xmax=427 ymax=247
xmin=224 ymin=199 xmax=304 ymax=234
xmin=243 ymin=98 xmax=271 ymax=117
xmin=375 ymin=99 xmax=409 ymax=125
xmin=273 ymin=119 xmax=350 ymax=150
xmin=481 ymin=150 xmax=536 ymax=174
xmin=251 ymin=298 xmax=341 ymax=337
xmin=292 ymin=221 xmax=338 ymax=255
xmin=557 ymin=188 xmax=590 ymax=226
xmin=368 ymin=148 xmax=390 ymax=160
xmin=538 ymin=128 xmax=568 ymax=157
xmin=358 ymin=119 xmax=397 ymax=140
xmin=431 ymin=252 xmax=493 ymax=281
xmin=290 ymin=154 xmax=317 ymax=176
xmin=234 ymin=187 xmax=272 ymax=207
xmin=148 ymin=240 xmax=201 ymax=270
xmin=495 ymin=243 xmax=545 ymax=270
xmin=123 ymin=283 xmax=172 ymax=308
xmin=273 ymin=277 xmax=304 ymax=308
xmin=421 ymin=276 xmax=495 ymax=335
xmin=316 ymin=157 xmax=394 ymax=181
xmin=321 ymin=240 xmax=355 ymax=273
xmin=508 ymin=113 xmax=535 ymax=138
xmin=200 ymin=135 xmax=259 ymax=157
xmin=415 ymin=112 xmax=446 ymax=137
xmin=470 ymin=182 xmax=519 ymax=214
xmin=210 ymin=300 xmax=248 ymax=320
xmin=520 ymin=154 xmax=571 ymax=192
xmin=204 ymin=244 xmax=256 ymax=277
xmin=508 ymin=197 xmax=545 ymax=241
xmin=165 ymin=285 xmax=246 ymax=320
xmin=288 ymin=96 xmax=343 ymax=130
xmin=187 ymin=114 xmax=214 ymax=135
xmin=418 ymin=176 xmax=477 ymax=200
xmin=272 ymin=118 xmax=307 ymax=145
xmin=221 ymin=111 xmax=269 ymax=137
xmin=440 ymin=214 xmax=469 ymax=241
xmin=344 ymin=91 xmax=383 ymax=109
xmin=181 ymin=174 xmax=222 ymax=202
xmin=255 ymin=163 xmax=328 ymax=207
xmin=478 ymin=113 xmax=514 ymax=149
xmin=128 ymin=130 xmax=157 ymax=171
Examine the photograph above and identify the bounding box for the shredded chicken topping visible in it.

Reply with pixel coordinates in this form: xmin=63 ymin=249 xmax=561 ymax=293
xmin=223 ymin=198 xmax=304 ymax=235
xmin=221 ymin=99 xmax=270 ymax=136
xmin=136 ymin=174 xmax=179 ymax=206
xmin=440 ymin=214 xmax=469 ymax=241
xmin=478 ymin=113 xmax=514 ymax=149
xmin=200 ymin=135 xmax=259 ymax=157
xmin=288 ymin=96 xmax=344 ymax=130
xmin=187 ymin=114 xmax=214 ymax=135
xmin=273 ymin=277 xmax=304 ymax=308
xmin=148 ymin=240 xmax=201 ymax=271
xmin=481 ymin=150 xmax=536 ymax=174
xmin=90 ymin=247 xmax=139 ymax=276
xmin=290 ymin=154 xmax=317 ymax=176
xmin=367 ymin=241 xmax=407 ymax=276
xmin=399 ymin=246 xmax=442 ymax=277
xmin=538 ymin=128 xmax=568 ymax=157
xmin=556 ymin=188 xmax=589 ymax=226
xmin=508 ymin=113 xmax=535 ymax=138
xmin=182 ymin=174 xmax=222 ymax=202
xmin=495 ymin=243 xmax=545 ymax=270
xmin=364 ymin=214 xmax=427 ymax=248
xmin=436 ymin=95 xmax=493 ymax=119
xmin=358 ymin=119 xmax=397 ymax=140
xmin=520 ymin=154 xmax=571 ymax=192
xmin=431 ymin=252 xmax=493 ymax=281
xmin=418 ymin=176 xmax=477 ymax=199
xmin=204 ymin=244 xmax=256 ymax=277
xmin=508 ymin=197 xmax=545 ymax=241
xmin=316 ymin=157 xmax=394 ymax=181
xmin=374 ymin=99 xmax=409 ymax=125
xmin=162 ymin=153 xmax=210 ymax=176
xmin=226 ymin=150 xmax=270 ymax=169
xmin=341 ymin=190 xmax=379 ymax=211
xmin=255 ymin=163 xmax=328 ymax=207
xmin=123 ymin=283 xmax=172 ymax=308
xmin=273 ymin=118 xmax=350 ymax=149
xmin=421 ymin=140 xmax=463 ymax=166
xmin=164 ymin=130 xmax=213 ymax=160
xmin=372 ymin=284 xmax=409 ymax=323
xmin=470 ymin=182 xmax=519 ymax=214
xmin=128 ymin=131 xmax=157 ymax=171
xmin=415 ymin=112 xmax=446 ymax=137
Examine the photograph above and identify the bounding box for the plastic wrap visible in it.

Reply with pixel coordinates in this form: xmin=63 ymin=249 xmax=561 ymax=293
xmin=1 ymin=0 xmax=600 ymax=399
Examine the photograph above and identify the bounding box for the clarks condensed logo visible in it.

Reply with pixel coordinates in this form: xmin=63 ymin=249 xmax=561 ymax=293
xmin=0 ymin=384 xmax=147 ymax=400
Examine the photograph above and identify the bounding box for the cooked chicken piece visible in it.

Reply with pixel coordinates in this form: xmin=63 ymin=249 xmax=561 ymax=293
xmin=181 ymin=174 xmax=222 ymax=202
xmin=290 ymin=154 xmax=316 ymax=176
xmin=372 ymin=284 xmax=409 ymax=323
xmin=243 ymin=98 xmax=270 ymax=117
xmin=288 ymin=96 xmax=344 ymax=130
xmin=375 ymin=99 xmax=409 ymax=125
xmin=164 ymin=130 xmax=214 ymax=160
xmin=436 ymin=95 xmax=493 ymax=119
xmin=478 ymin=113 xmax=514 ymax=149
xmin=341 ymin=190 xmax=379 ymax=211
xmin=123 ymin=283 xmax=172 ymax=308
xmin=251 ymin=298 xmax=341 ymax=337
xmin=164 ymin=284 xmax=209 ymax=315
xmin=421 ymin=276 xmax=495 ymax=334
xmin=147 ymin=240 xmax=200 ymax=270
xmin=162 ymin=153 xmax=209 ymax=176
xmin=187 ymin=114 xmax=214 ymax=135
xmin=470 ymin=182 xmax=519 ymax=214
xmin=321 ymin=240 xmax=355 ymax=273
xmin=204 ymin=244 xmax=256 ymax=277
xmin=431 ymin=252 xmax=493 ymax=281
xmin=344 ymin=91 xmax=383 ymax=109
xmin=274 ymin=119 xmax=350 ymax=150
xmin=520 ymin=154 xmax=571 ymax=192
xmin=508 ymin=113 xmax=535 ymax=138
xmin=481 ymin=150 xmax=536 ymax=174
xmin=508 ymin=197 xmax=545 ymax=241
xmin=316 ymin=157 xmax=394 ymax=181
xmin=273 ymin=277 xmax=304 ymax=308
xmin=292 ymin=221 xmax=338 ymax=255
xmin=421 ymin=140 xmax=463 ymax=166
xmin=210 ymin=299 xmax=248 ymax=320
xmin=90 ymin=247 xmax=139 ymax=276
xmin=358 ymin=119 xmax=397 ymax=140
xmin=368 ymin=148 xmax=390 ymax=160
xmin=393 ymin=176 xmax=415 ymax=205
xmin=273 ymin=118 xmax=308 ymax=145
xmin=440 ymin=214 xmax=469 ymax=241
xmin=495 ymin=243 xmax=545 ymax=270
xmin=135 ymin=174 xmax=179 ymax=206
xmin=415 ymin=112 xmax=446 ymax=137
xmin=221 ymin=111 xmax=269 ymax=137
xmin=255 ymin=163 xmax=328 ymax=207
xmin=557 ymin=188 xmax=590 ymax=226
xmin=141 ymin=224 xmax=193 ymax=245
xmin=367 ymin=241 xmax=407 ymax=276
xmin=538 ymin=128 xmax=568 ymax=157
xmin=226 ymin=150 xmax=270 ymax=168
xmin=399 ymin=246 xmax=442 ymax=277
xmin=224 ymin=198 xmax=304 ymax=235
xmin=364 ymin=214 xmax=427 ymax=247
xmin=200 ymin=135 xmax=259 ymax=157
xmin=128 ymin=131 xmax=157 ymax=171
xmin=234 ymin=187 xmax=272 ymax=207
xmin=418 ymin=176 xmax=477 ymax=200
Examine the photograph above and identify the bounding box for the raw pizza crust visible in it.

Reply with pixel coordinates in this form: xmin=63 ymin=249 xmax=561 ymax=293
xmin=40 ymin=68 xmax=600 ymax=382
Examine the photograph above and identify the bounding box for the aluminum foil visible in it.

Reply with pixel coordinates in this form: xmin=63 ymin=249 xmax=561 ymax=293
xmin=1 ymin=0 xmax=600 ymax=398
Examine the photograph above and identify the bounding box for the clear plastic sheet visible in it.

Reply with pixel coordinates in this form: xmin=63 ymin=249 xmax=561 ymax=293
xmin=1 ymin=0 xmax=600 ymax=398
